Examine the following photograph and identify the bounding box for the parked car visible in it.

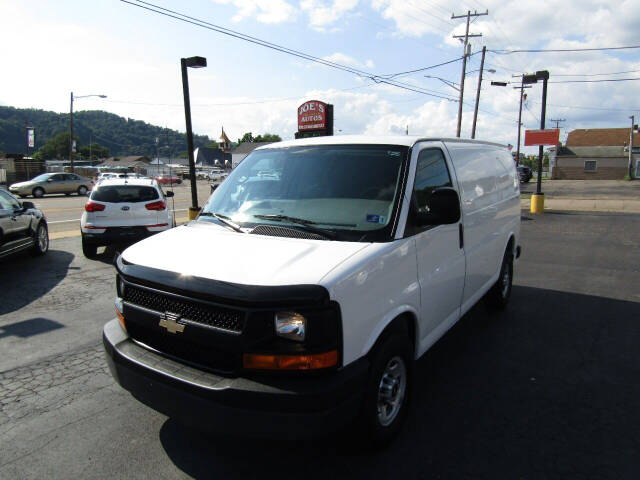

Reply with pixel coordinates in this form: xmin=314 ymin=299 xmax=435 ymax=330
xmin=517 ymin=165 xmax=532 ymax=183
xmin=153 ymin=174 xmax=182 ymax=185
xmin=9 ymin=172 xmax=93 ymax=198
xmin=80 ymin=178 xmax=174 ymax=258
xmin=0 ymin=189 xmax=49 ymax=259
xmin=104 ymin=136 xmax=521 ymax=444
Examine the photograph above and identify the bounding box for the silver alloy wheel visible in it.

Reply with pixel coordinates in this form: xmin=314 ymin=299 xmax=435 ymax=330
xmin=38 ymin=225 xmax=49 ymax=252
xmin=501 ymin=262 xmax=511 ymax=298
xmin=377 ymin=355 xmax=407 ymax=427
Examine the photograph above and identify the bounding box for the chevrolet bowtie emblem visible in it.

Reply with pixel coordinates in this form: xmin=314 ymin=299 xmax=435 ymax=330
xmin=159 ymin=312 xmax=185 ymax=334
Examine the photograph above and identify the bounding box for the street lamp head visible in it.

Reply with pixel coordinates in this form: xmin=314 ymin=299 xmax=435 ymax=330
xmin=184 ymin=56 xmax=207 ymax=68
xmin=487 ymin=69 xmax=496 ymax=73
xmin=491 ymin=81 xmax=508 ymax=86
xmin=535 ymin=70 xmax=550 ymax=80
xmin=99 ymin=95 xmax=107 ymax=98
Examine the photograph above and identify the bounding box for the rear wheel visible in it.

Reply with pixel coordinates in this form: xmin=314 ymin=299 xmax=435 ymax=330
xmin=357 ymin=333 xmax=413 ymax=446
xmin=81 ymin=234 xmax=98 ymax=258
xmin=485 ymin=248 xmax=513 ymax=310
xmin=32 ymin=187 xmax=44 ymax=198
xmin=77 ymin=185 xmax=88 ymax=196
xmin=30 ymin=222 xmax=49 ymax=256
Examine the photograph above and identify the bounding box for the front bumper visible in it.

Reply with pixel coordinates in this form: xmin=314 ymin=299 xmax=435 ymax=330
xmin=103 ymin=319 xmax=368 ymax=437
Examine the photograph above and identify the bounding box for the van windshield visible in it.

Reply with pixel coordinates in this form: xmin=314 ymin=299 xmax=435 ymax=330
xmin=91 ymin=185 xmax=159 ymax=203
xmin=200 ymin=144 xmax=408 ymax=242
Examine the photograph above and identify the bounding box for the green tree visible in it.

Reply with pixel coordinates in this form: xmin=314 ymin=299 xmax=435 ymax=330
xmin=79 ymin=142 xmax=109 ymax=160
xmin=254 ymin=133 xmax=281 ymax=142
xmin=237 ymin=132 xmax=254 ymax=144
xmin=34 ymin=131 xmax=78 ymax=159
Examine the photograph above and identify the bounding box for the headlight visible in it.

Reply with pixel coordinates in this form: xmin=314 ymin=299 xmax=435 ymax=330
xmin=274 ymin=311 xmax=306 ymax=342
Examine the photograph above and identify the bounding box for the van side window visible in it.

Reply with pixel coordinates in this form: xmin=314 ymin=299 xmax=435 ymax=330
xmin=413 ymin=149 xmax=452 ymax=213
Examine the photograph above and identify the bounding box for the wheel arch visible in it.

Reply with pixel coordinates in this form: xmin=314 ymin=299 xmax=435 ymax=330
xmin=362 ymin=307 xmax=419 ymax=361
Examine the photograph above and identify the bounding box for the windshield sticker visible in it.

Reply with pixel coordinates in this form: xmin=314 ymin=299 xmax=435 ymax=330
xmin=388 ymin=151 xmax=401 ymax=157
xmin=366 ymin=214 xmax=385 ymax=224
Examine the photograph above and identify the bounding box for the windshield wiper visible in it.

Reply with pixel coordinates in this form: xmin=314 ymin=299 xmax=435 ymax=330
xmin=252 ymin=214 xmax=349 ymax=239
xmin=199 ymin=212 xmax=245 ymax=233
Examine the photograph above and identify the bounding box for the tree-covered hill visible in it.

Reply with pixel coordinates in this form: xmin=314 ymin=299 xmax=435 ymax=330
xmin=0 ymin=106 xmax=213 ymax=158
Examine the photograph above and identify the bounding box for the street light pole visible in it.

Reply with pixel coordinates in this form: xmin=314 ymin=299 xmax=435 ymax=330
xmin=69 ymin=93 xmax=106 ymax=172
xmin=536 ymin=71 xmax=549 ymax=196
xmin=630 ymin=115 xmax=635 ymax=180
xmin=70 ymin=92 xmax=75 ymax=173
xmin=180 ymin=56 xmax=207 ymax=220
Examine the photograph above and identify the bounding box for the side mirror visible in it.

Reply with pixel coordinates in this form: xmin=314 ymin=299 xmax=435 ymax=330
xmin=21 ymin=201 xmax=35 ymax=210
xmin=165 ymin=191 xmax=174 ymax=198
xmin=414 ymin=187 xmax=461 ymax=226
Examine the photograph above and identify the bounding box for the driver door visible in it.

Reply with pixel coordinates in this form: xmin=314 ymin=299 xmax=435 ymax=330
xmin=0 ymin=190 xmax=31 ymax=241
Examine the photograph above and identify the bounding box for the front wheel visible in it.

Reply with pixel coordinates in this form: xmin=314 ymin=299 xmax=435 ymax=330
xmin=30 ymin=222 xmax=49 ymax=256
xmin=77 ymin=185 xmax=88 ymax=196
xmin=358 ymin=333 xmax=413 ymax=446
xmin=485 ymin=249 xmax=513 ymax=310
xmin=81 ymin=235 xmax=98 ymax=258
xmin=32 ymin=187 xmax=44 ymax=198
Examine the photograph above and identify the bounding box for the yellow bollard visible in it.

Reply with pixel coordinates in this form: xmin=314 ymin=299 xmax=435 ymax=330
xmin=188 ymin=207 xmax=201 ymax=220
xmin=530 ymin=194 xmax=545 ymax=214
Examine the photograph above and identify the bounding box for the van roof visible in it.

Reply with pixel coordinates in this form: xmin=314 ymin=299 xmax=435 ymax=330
xmin=257 ymin=135 xmax=507 ymax=150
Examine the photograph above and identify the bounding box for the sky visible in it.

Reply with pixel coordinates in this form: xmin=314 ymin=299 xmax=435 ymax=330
xmin=1 ymin=0 xmax=640 ymax=154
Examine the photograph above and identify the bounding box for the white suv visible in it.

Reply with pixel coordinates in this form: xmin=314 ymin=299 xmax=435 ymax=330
xmin=80 ymin=178 xmax=174 ymax=258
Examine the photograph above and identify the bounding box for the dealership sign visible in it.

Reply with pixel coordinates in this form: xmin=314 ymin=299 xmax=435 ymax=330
xmin=524 ymin=129 xmax=560 ymax=146
xmin=298 ymin=100 xmax=327 ymax=131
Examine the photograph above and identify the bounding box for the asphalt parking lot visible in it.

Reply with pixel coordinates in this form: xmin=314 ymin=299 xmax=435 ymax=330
xmin=1 ymin=210 xmax=639 ymax=479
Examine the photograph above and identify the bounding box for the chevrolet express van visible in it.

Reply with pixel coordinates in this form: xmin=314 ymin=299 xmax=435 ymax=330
xmin=104 ymin=136 xmax=521 ymax=444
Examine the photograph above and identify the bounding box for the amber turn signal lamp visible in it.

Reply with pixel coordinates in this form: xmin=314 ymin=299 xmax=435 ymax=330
xmin=115 ymin=306 xmax=126 ymax=331
xmin=243 ymin=350 xmax=338 ymax=370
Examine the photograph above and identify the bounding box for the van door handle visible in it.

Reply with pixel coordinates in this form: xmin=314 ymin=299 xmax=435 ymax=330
xmin=458 ymin=223 xmax=464 ymax=249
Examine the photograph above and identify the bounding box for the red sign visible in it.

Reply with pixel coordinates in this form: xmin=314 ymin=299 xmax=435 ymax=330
xmin=524 ymin=129 xmax=560 ymax=146
xmin=298 ymin=100 xmax=327 ymax=131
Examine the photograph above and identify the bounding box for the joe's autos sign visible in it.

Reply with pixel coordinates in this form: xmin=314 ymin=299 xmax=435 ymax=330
xmin=298 ymin=100 xmax=327 ymax=131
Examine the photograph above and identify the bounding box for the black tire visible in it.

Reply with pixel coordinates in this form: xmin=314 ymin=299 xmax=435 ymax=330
xmin=77 ymin=185 xmax=88 ymax=196
xmin=357 ymin=333 xmax=413 ymax=447
xmin=485 ymin=248 xmax=514 ymax=310
xmin=81 ymin=235 xmax=98 ymax=258
xmin=32 ymin=187 xmax=44 ymax=198
xmin=31 ymin=222 xmax=49 ymax=256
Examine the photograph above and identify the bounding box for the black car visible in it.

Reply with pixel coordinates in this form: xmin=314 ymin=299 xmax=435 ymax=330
xmin=0 ymin=189 xmax=49 ymax=259
xmin=517 ymin=166 xmax=532 ymax=183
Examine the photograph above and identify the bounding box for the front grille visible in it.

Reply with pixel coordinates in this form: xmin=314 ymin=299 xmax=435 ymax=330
xmin=123 ymin=284 xmax=244 ymax=333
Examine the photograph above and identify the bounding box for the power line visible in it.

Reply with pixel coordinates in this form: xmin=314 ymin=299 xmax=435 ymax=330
xmin=531 ymin=100 xmax=640 ymax=112
xmin=381 ymin=55 xmax=473 ymax=79
xmin=549 ymin=77 xmax=640 ymax=83
xmin=121 ymin=0 xmax=460 ymax=102
xmin=490 ymin=45 xmax=640 ymax=54
xmin=553 ymin=69 xmax=640 ymax=77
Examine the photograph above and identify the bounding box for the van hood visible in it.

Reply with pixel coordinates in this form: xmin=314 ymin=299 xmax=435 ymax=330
xmin=121 ymin=222 xmax=370 ymax=286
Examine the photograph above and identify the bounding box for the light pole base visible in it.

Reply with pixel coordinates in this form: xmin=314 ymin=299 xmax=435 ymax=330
xmin=530 ymin=194 xmax=545 ymax=214
xmin=188 ymin=207 xmax=201 ymax=221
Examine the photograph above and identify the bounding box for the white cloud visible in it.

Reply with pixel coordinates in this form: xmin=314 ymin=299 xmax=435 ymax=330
xmin=322 ymin=52 xmax=374 ymax=69
xmin=301 ymin=0 xmax=359 ymax=30
xmin=212 ymin=0 xmax=296 ymax=23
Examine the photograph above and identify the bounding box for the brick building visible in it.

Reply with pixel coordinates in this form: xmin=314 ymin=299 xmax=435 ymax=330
xmin=553 ymin=128 xmax=639 ymax=179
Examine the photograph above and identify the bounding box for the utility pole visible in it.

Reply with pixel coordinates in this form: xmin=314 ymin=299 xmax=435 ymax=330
xmin=630 ymin=115 xmax=635 ymax=180
xmin=550 ymin=118 xmax=566 ymax=130
xmin=471 ymin=45 xmax=486 ymax=139
xmin=513 ymin=77 xmax=532 ymax=166
xmin=452 ymin=9 xmax=487 ymax=138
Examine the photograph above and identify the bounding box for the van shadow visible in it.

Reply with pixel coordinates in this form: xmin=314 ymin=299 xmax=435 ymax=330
xmin=0 ymin=249 xmax=74 ymax=316
xmin=159 ymin=286 xmax=640 ymax=479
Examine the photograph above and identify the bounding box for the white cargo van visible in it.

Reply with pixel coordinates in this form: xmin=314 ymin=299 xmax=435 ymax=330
xmin=104 ymin=136 xmax=520 ymax=444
